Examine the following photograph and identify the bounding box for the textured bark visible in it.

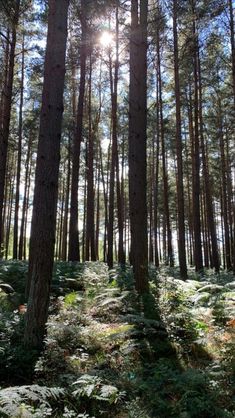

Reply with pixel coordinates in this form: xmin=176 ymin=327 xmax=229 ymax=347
xmin=85 ymin=56 xmax=96 ymax=261
xmin=95 ymin=163 xmax=100 ymax=259
xmin=156 ymin=26 xmax=173 ymax=266
xmin=68 ymin=0 xmax=87 ymax=261
xmin=229 ymin=0 xmax=235 ymax=104
xmin=5 ymin=167 xmax=16 ymax=259
xmin=218 ymin=103 xmax=231 ymax=270
xmin=13 ymin=35 xmax=24 ymax=259
xmin=149 ymin=144 xmax=154 ymax=264
xmin=107 ymin=4 xmax=125 ymax=267
xmin=19 ymin=133 xmax=32 ymax=260
xmin=61 ymin=139 xmax=71 ymax=261
xmin=173 ymin=0 xmax=188 ymax=279
xmin=192 ymin=10 xmax=203 ymax=272
xmin=197 ymin=45 xmax=220 ymax=272
xmin=129 ymin=0 xmax=149 ymax=293
xmin=24 ymin=0 xmax=69 ymax=349
xmin=107 ymin=49 xmax=116 ymax=268
xmin=0 ymin=1 xmax=20 ymax=256
xmin=154 ymin=60 xmax=160 ymax=268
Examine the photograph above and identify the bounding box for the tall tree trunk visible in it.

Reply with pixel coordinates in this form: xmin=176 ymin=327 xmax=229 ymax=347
xmin=85 ymin=55 xmax=96 ymax=261
xmin=107 ymin=3 xmax=125 ymax=267
xmin=172 ymin=0 xmax=187 ymax=279
xmin=19 ymin=133 xmax=32 ymax=260
xmin=13 ymin=34 xmax=25 ymax=259
xmin=129 ymin=0 xmax=149 ymax=294
xmin=0 ymin=27 xmax=10 ymax=133
xmin=23 ymin=166 xmax=32 ymax=260
xmin=61 ymin=138 xmax=71 ymax=261
xmin=156 ymin=25 xmax=173 ymax=266
xmin=24 ymin=0 xmax=69 ymax=349
xmin=228 ymin=0 xmax=235 ymax=273
xmin=229 ymin=0 xmax=235 ymax=104
xmin=68 ymin=0 xmax=87 ymax=261
xmin=192 ymin=8 xmax=203 ymax=272
xmin=218 ymin=102 xmax=231 ymax=270
xmin=5 ymin=167 xmax=16 ymax=259
xmin=95 ymin=163 xmax=100 ymax=260
xmin=0 ymin=1 xmax=20 ymax=256
xmin=197 ymin=44 xmax=220 ymax=271
xmin=154 ymin=60 xmax=160 ymax=268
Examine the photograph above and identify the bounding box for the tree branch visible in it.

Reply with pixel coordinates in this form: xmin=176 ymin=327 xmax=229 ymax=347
xmin=0 ymin=31 xmax=12 ymax=45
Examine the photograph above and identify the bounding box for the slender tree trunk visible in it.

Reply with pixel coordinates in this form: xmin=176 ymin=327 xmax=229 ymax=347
xmin=61 ymin=138 xmax=71 ymax=261
xmin=197 ymin=46 xmax=220 ymax=271
xmin=229 ymin=0 xmax=235 ymax=104
xmin=100 ymin=136 xmax=108 ymax=262
xmin=156 ymin=28 xmax=173 ymax=266
xmin=0 ymin=27 xmax=10 ymax=133
xmin=0 ymin=1 xmax=20 ymax=256
xmin=95 ymin=163 xmax=100 ymax=260
xmin=107 ymin=48 xmax=116 ymax=268
xmin=19 ymin=133 xmax=32 ymax=260
xmin=192 ymin=9 xmax=203 ymax=272
xmin=82 ymin=160 xmax=87 ymax=262
xmin=172 ymin=0 xmax=187 ymax=279
xmin=154 ymin=62 xmax=160 ymax=268
xmin=228 ymin=0 xmax=235 ymax=272
xmin=24 ymin=0 xmax=69 ymax=349
xmin=24 ymin=162 xmax=32 ymax=260
xmin=13 ymin=35 xmax=25 ymax=259
xmin=58 ymin=180 xmax=65 ymax=260
xmin=149 ymin=147 xmax=154 ymax=263
xmin=129 ymin=0 xmax=149 ymax=293
xmin=5 ymin=169 xmax=16 ymax=259
xmin=218 ymin=103 xmax=231 ymax=270
xmin=85 ymin=55 xmax=96 ymax=261
xmin=68 ymin=0 xmax=87 ymax=261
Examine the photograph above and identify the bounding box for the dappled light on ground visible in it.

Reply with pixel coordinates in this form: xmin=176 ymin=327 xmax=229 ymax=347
xmin=0 ymin=262 xmax=234 ymax=417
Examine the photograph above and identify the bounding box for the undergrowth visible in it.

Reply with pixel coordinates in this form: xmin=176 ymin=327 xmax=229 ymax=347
xmin=0 ymin=261 xmax=234 ymax=417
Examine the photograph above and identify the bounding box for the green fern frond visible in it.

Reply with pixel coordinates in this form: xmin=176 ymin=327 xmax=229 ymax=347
xmin=0 ymin=385 xmax=64 ymax=417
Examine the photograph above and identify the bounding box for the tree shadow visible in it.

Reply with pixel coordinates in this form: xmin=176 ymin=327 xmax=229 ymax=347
xmin=123 ymin=283 xmax=228 ymax=418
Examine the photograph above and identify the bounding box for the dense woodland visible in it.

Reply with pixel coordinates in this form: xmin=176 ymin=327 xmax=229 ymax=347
xmin=0 ymin=0 xmax=234 ymax=417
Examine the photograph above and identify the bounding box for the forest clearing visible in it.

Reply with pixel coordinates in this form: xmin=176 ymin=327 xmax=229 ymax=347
xmin=0 ymin=0 xmax=234 ymax=416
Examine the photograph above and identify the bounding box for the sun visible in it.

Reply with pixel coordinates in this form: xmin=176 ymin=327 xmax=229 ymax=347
xmin=99 ymin=31 xmax=114 ymax=47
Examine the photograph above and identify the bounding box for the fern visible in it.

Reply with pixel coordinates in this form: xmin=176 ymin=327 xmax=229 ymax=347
xmin=72 ymin=374 xmax=124 ymax=405
xmin=0 ymin=385 xmax=64 ymax=417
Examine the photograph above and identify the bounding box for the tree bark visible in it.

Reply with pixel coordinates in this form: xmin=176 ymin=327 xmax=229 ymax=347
xmin=0 ymin=1 xmax=20 ymax=256
xmin=24 ymin=0 xmax=69 ymax=349
xmin=129 ymin=0 xmax=149 ymax=293
xmin=156 ymin=24 xmax=173 ymax=266
xmin=173 ymin=0 xmax=188 ymax=279
xmin=68 ymin=0 xmax=87 ymax=261
xmin=85 ymin=54 xmax=96 ymax=261
xmin=19 ymin=132 xmax=32 ymax=260
xmin=61 ymin=137 xmax=71 ymax=261
xmin=13 ymin=33 xmax=25 ymax=259
xmin=192 ymin=8 xmax=203 ymax=272
xmin=197 ymin=42 xmax=220 ymax=272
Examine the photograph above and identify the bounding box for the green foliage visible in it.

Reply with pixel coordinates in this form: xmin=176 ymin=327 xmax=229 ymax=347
xmin=0 ymin=385 xmax=64 ymax=417
xmin=138 ymin=359 xmax=233 ymax=418
xmin=109 ymin=265 xmax=134 ymax=290
xmin=0 ymin=261 xmax=28 ymax=297
xmin=64 ymin=292 xmax=78 ymax=307
xmin=72 ymin=374 xmax=124 ymax=404
xmin=0 ymin=262 xmax=234 ymax=417
xmin=0 ymin=306 xmax=39 ymax=385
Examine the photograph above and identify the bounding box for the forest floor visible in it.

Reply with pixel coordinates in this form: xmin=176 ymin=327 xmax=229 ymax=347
xmin=0 ymin=261 xmax=234 ymax=417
